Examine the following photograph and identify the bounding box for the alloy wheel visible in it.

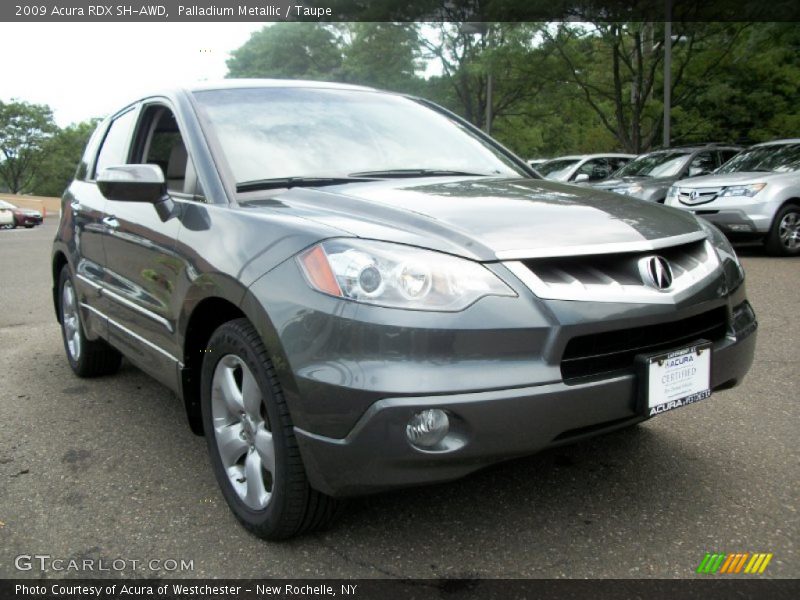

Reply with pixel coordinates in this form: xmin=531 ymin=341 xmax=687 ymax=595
xmin=61 ymin=280 xmax=82 ymax=361
xmin=211 ymin=354 xmax=275 ymax=510
xmin=779 ymin=211 xmax=800 ymax=251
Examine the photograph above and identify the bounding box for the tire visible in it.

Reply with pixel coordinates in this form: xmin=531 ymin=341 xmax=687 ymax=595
xmin=765 ymin=204 xmax=800 ymax=256
xmin=200 ymin=318 xmax=341 ymax=540
xmin=58 ymin=267 xmax=122 ymax=377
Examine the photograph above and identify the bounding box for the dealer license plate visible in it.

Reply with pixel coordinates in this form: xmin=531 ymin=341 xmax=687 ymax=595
xmin=642 ymin=342 xmax=712 ymax=417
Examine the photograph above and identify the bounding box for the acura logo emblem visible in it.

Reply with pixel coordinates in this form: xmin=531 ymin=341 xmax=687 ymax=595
xmin=690 ymin=190 xmax=700 ymax=201
xmin=639 ymin=255 xmax=673 ymax=290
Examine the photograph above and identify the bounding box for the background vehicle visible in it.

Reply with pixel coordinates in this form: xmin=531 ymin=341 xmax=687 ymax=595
xmin=665 ymin=139 xmax=800 ymax=256
xmin=0 ymin=199 xmax=44 ymax=228
xmin=52 ymin=81 xmax=756 ymax=540
xmin=593 ymin=144 xmax=741 ymax=203
xmin=0 ymin=205 xmax=13 ymax=229
xmin=527 ymin=158 xmax=547 ymax=169
xmin=536 ymin=154 xmax=634 ymax=183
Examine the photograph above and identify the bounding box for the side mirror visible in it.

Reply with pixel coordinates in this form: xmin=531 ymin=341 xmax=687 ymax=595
xmin=97 ymin=165 xmax=166 ymax=203
xmin=573 ymin=173 xmax=590 ymax=183
xmin=97 ymin=165 xmax=176 ymax=221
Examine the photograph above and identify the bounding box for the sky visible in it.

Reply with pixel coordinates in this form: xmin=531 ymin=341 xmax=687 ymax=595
xmin=0 ymin=22 xmax=265 ymax=127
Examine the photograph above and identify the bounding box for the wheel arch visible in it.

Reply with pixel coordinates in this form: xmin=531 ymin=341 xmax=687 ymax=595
xmin=52 ymin=250 xmax=69 ymax=323
xmin=179 ymin=291 xmax=296 ymax=437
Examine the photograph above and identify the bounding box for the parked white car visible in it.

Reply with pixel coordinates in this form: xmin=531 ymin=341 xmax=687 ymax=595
xmin=0 ymin=205 xmax=15 ymax=228
xmin=536 ymin=153 xmax=635 ymax=183
xmin=665 ymin=139 xmax=800 ymax=256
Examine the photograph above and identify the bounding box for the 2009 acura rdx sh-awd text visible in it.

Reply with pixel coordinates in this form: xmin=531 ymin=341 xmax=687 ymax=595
xmin=52 ymin=80 xmax=757 ymax=540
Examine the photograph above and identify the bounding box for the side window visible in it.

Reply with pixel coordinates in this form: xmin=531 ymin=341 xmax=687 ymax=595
xmin=134 ymin=106 xmax=201 ymax=198
xmin=688 ymin=152 xmax=715 ymax=176
xmin=718 ymin=149 xmax=739 ymax=166
xmin=93 ymin=109 xmax=137 ymax=179
xmin=575 ymin=158 xmax=610 ymax=181
xmin=609 ymin=157 xmax=630 ymax=172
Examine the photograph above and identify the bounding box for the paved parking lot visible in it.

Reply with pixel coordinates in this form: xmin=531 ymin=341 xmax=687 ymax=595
xmin=0 ymin=219 xmax=797 ymax=579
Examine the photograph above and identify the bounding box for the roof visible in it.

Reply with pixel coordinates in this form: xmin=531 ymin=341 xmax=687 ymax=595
xmin=752 ymin=138 xmax=800 ymax=146
xmin=185 ymin=79 xmax=378 ymax=93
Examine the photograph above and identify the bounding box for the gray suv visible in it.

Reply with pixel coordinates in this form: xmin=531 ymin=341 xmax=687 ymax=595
xmin=666 ymin=139 xmax=800 ymax=256
xmin=592 ymin=144 xmax=742 ymax=203
xmin=52 ymin=81 xmax=757 ymax=539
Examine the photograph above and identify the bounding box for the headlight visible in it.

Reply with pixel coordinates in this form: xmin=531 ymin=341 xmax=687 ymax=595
xmin=297 ymin=239 xmax=516 ymax=311
xmin=612 ymin=184 xmax=643 ymax=196
xmin=699 ymin=219 xmax=744 ymax=288
xmin=626 ymin=184 xmax=644 ymax=195
xmin=718 ymin=183 xmax=766 ymax=198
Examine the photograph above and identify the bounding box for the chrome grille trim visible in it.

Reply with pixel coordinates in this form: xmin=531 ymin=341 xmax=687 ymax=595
xmin=677 ymin=187 xmax=723 ymax=206
xmin=504 ymin=240 xmax=720 ymax=304
xmin=494 ymin=230 xmax=707 ymax=260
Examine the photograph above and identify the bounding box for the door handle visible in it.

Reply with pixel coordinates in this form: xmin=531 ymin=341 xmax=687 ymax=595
xmin=70 ymin=201 xmax=83 ymax=213
xmin=102 ymin=216 xmax=119 ymax=230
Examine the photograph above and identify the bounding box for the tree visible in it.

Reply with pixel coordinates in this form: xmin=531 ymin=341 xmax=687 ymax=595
xmin=227 ymin=23 xmax=343 ymax=79
xmin=0 ymin=100 xmax=57 ymax=193
xmin=422 ymin=23 xmax=552 ymax=133
xmin=541 ymin=22 xmax=753 ymax=153
xmin=340 ymin=23 xmax=423 ymax=93
xmin=31 ymin=120 xmax=99 ymax=198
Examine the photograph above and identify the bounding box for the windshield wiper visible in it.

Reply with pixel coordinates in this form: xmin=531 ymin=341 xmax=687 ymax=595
xmin=236 ymin=176 xmax=375 ymax=193
xmin=348 ymin=169 xmax=490 ymax=178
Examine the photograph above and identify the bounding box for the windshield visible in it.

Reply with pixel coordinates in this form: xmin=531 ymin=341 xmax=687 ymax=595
xmin=536 ymin=159 xmax=580 ymax=180
xmin=0 ymin=200 xmax=16 ymax=209
xmin=717 ymin=143 xmax=800 ymax=174
xmin=193 ymin=88 xmax=526 ymax=187
xmin=614 ymin=151 xmax=691 ymax=178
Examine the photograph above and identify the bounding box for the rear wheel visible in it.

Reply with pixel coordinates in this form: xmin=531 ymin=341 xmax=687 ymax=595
xmin=58 ymin=267 xmax=122 ymax=377
xmin=765 ymin=204 xmax=800 ymax=256
xmin=200 ymin=318 xmax=341 ymax=540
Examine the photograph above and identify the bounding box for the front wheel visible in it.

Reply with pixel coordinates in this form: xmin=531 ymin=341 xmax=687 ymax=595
xmin=200 ymin=318 xmax=341 ymax=540
xmin=765 ymin=204 xmax=800 ymax=256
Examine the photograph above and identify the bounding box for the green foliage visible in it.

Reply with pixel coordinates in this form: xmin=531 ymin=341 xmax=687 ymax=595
xmin=226 ymin=23 xmax=343 ymax=79
xmin=30 ymin=120 xmax=99 ymax=198
xmin=0 ymin=100 xmax=58 ymax=193
xmin=340 ymin=23 xmax=423 ymax=92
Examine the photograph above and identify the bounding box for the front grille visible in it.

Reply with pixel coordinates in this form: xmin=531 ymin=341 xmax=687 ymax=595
xmin=678 ymin=187 xmax=722 ymax=206
xmin=560 ymin=307 xmax=728 ymax=381
xmin=522 ymin=240 xmax=708 ymax=288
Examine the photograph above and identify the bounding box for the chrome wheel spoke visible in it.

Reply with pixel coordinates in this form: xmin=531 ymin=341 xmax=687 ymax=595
xmin=244 ymin=450 xmax=268 ymax=509
xmin=215 ymin=422 xmax=249 ymax=468
xmin=219 ymin=360 xmax=245 ymax=416
xmin=253 ymin=424 xmax=276 ymax=476
xmin=241 ymin=366 xmax=262 ymax=420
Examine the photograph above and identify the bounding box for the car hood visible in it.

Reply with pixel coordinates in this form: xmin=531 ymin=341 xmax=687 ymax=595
xmin=251 ymin=177 xmax=704 ymax=261
xmin=674 ymin=171 xmax=795 ymax=188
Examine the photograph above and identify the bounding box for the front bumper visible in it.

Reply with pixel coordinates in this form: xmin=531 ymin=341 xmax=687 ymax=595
xmin=248 ymin=254 xmax=757 ymax=497
xmin=296 ymin=315 xmax=756 ymax=497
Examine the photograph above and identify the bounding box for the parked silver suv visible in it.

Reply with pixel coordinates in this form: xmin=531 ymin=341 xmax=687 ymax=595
xmin=665 ymin=139 xmax=800 ymax=256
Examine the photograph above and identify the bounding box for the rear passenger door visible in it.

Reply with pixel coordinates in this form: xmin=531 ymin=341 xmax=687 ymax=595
xmin=100 ymin=103 xmax=191 ymax=391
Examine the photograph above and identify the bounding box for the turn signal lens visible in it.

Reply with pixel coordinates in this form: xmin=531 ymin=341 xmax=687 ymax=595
xmin=298 ymin=245 xmax=342 ymax=297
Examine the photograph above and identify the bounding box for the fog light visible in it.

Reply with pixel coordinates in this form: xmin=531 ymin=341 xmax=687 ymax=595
xmin=729 ymin=224 xmax=753 ymax=232
xmin=406 ymin=409 xmax=449 ymax=448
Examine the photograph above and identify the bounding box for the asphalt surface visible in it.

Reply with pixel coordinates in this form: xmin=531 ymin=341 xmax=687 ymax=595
xmin=0 ymin=219 xmax=797 ymax=579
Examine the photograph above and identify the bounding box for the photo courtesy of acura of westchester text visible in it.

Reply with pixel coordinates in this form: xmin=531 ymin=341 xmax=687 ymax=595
xmin=0 ymin=0 xmax=798 ymax=593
